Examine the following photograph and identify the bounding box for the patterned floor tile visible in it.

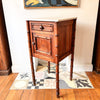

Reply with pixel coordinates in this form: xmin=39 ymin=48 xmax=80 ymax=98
xmin=44 ymin=79 xmax=56 ymax=89
xmin=10 ymin=80 xmax=29 ymax=89
xmin=35 ymin=72 xmax=45 ymax=79
xmin=10 ymin=60 xmax=94 ymax=90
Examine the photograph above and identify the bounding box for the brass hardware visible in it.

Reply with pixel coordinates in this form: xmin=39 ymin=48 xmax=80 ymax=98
xmin=55 ymin=55 xmax=58 ymax=57
xmin=55 ymin=45 xmax=58 ymax=48
xmin=32 ymin=42 xmax=35 ymax=45
xmin=55 ymin=34 xmax=59 ymax=37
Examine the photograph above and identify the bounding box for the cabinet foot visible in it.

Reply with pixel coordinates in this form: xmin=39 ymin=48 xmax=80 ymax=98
xmin=56 ymin=91 xmax=60 ymax=98
xmin=70 ymin=53 xmax=74 ymax=81
xmin=56 ymin=63 xmax=59 ymax=98
xmin=33 ymin=81 xmax=36 ymax=86
xmin=48 ymin=61 xmax=50 ymax=73
xmin=70 ymin=77 xmax=72 ymax=81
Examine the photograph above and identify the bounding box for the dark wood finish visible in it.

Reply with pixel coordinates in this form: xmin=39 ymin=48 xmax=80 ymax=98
xmin=57 ymin=20 xmax=73 ymax=60
xmin=31 ymin=23 xmax=54 ymax=32
xmin=33 ymin=34 xmax=52 ymax=57
xmin=56 ymin=63 xmax=59 ymax=98
xmin=93 ymin=1 xmax=100 ymax=72
xmin=0 ymin=68 xmax=11 ymax=75
xmin=0 ymin=0 xmax=12 ymax=75
xmin=70 ymin=19 xmax=76 ymax=80
xmin=48 ymin=61 xmax=50 ymax=73
xmin=27 ymin=18 xmax=76 ymax=98
xmin=26 ymin=21 xmax=36 ymax=85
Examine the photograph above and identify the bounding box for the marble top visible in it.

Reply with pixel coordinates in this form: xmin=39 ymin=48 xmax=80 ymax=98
xmin=27 ymin=17 xmax=77 ymax=22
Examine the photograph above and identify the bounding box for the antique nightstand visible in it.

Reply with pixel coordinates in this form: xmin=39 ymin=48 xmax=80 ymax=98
xmin=26 ymin=18 xmax=76 ymax=98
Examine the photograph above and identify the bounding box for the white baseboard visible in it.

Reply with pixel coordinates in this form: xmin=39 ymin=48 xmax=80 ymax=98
xmin=60 ymin=64 xmax=93 ymax=72
xmin=12 ymin=63 xmax=93 ymax=73
xmin=12 ymin=65 xmax=31 ymax=73
xmin=12 ymin=57 xmax=38 ymax=73
xmin=73 ymin=64 xmax=93 ymax=72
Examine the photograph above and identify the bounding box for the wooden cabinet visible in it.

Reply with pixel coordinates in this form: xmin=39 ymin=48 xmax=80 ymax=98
xmin=0 ymin=0 xmax=12 ymax=75
xmin=93 ymin=1 xmax=100 ymax=72
xmin=27 ymin=18 xmax=76 ymax=98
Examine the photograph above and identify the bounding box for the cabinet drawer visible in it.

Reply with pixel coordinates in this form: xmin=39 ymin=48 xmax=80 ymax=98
xmin=31 ymin=23 xmax=54 ymax=32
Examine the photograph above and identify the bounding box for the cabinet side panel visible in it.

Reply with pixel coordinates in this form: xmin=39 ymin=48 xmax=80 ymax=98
xmin=57 ymin=20 xmax=73 ymax=59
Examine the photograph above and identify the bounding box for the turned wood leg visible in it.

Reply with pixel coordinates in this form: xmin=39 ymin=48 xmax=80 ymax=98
xmin=30 ymin=56 xmax=36 ymax=86
xmin=70 ymin=19 xmax=76 ymax=81
xmin=28 ymin=41 xmax=36 ymax=86
xmin=70 ymin=53 xmax=74 ymax=81
xmin=27 ymin=21 xmax=36 ymax=86
xmin=28 ymin=45 xmax=36 ymax=86
xmin=48 ymin=61 xmax=50 ymax=73
xmin=56 ymin=63 xmax=60 ymax=98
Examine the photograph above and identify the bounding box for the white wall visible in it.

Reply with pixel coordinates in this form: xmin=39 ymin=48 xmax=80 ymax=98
xmin=2 ymin=0 xmax=99 ymax=72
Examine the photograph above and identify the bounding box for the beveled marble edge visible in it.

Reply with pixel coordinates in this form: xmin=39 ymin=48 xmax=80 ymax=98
xmin=26 ymin=17 xmax=77 ymax=22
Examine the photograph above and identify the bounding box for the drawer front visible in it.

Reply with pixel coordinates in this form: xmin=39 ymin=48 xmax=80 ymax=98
xmin=31 ymin=23 xmax=54 ymax=32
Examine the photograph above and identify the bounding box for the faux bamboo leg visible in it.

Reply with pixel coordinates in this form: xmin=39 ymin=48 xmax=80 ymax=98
xmin=70 ymin=53 xmax=74 ymax=81
xmin=30 ymin=55 xmax=36 ymax=86
xmin=48 ymin=61 xmax=50 ymax=73
xmin=27 ymin=21 xmax=36 ymax=86
xmin=70 ymin=19 xmax=76 ymax=81
xmin=28 ymin=43 xmax=36 ymax=86
xmin=56 ymin=63 xmax=59 ymax=98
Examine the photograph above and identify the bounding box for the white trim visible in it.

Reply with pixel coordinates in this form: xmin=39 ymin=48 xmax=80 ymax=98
xmin=12 ymin=57 xmax=38 ymax=73
xmin=73 ymin=64 xmax=93 ymax=72
xmin=59 ymin=56 xmax=93 ymax=72
xmin=12 ymin=65 xmax=31 ymax=73
xmin=59 ymin=63 xmax=93 ymax=72
xmin=12 ymin=63 xmax=93 ymax=73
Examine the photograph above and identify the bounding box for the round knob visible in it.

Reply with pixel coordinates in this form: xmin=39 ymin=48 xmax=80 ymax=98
xmin=40 ymin=25 xmax=44 ymax=30
xmin=32 ymin=42 xmax=35 ymax=45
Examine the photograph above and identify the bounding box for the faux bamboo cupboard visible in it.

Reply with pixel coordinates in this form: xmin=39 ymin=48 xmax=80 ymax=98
xmin=26 ymin=18 xmax=77 ymax=98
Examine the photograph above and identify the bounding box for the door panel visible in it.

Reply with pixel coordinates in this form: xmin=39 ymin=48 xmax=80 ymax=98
xmin=32 ymin=33 xmax=53 ymax=57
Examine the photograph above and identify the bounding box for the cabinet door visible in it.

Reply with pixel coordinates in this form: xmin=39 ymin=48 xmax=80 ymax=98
xmin=32 ymin=33 xmax=53 ymax=57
